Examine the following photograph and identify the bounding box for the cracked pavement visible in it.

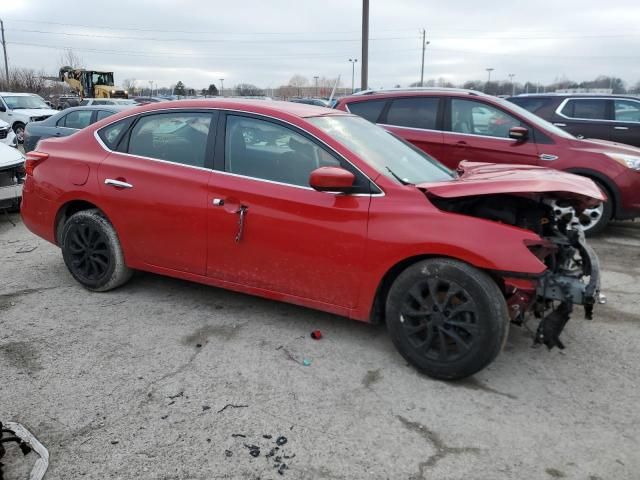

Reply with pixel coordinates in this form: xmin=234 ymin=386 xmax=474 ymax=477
xmin=1 ymin=213 xmax=639 ymax=479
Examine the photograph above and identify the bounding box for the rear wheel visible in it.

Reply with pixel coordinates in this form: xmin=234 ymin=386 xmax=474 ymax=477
xmin=385 ymin=258 xmax=509 ymax=380
xmin=61 ymin=209 xmax=132 ymax=292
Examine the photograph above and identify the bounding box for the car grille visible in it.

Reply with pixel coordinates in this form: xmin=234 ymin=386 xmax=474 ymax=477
xmin=0 ymin=128 xmax=7 ymax=139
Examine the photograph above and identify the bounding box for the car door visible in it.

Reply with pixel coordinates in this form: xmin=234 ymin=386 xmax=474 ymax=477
xmin=206 ymin=112 xmax=371 ymax=308
xmin=98 ymin=110 xmax=217 ymax=275
xmin=55 ymin=109 xmax=94 ymax=137
xmin=443 ymin=98 xmax=540 ymax=169
xmin=554 ymin=98 xmax=612 ymax=141
xmin=611 ymin=98 xmax=640 ymax=147
xmin=377 ymin=97 xmax=446 ymax=161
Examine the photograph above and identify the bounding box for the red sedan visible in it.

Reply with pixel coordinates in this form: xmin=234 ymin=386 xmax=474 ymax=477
xmin=21 ymin=99 xmax=604 ymax=379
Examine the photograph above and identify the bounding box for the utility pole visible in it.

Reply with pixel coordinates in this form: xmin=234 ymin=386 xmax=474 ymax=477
xmin=148 ymin=80 xmax=153 ymax=97
xmin=220 ymin=78 xmax=224 ymax=97
xmin=420 ymin=29 xmax=429 ymax=87
xmin=0 ymin=19 xmax=9 ymax=86
xmin=349 ymin=58 xmax=358 ymax=93
xmin=361 ymin=0 xmax=369 ymax=92
xmin=314 ymin=75 xmax=319 ymax=97
xmin=508 ymin=73 xmax=515 ymax=96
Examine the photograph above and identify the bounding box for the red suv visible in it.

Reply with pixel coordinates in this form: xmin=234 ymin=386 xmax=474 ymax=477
xmin=21 ymin=99 xmax=604 ymax=379
xmin=336 ymin=88 xmax=640 ymax=235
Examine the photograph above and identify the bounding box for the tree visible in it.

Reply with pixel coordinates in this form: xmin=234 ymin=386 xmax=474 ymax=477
xmin=59 ymin=48 xmax=83 ymax=69
xmin=122 ymin=78 xmax=137 ymax=95
xmin=235 ymin=83 xmax=263 ymax=96
xmin=174 ymin=81 xmax=186 ymax=96
xmin=288 ymin=74 xmax=309 ymax=96
xmin=207 ymin=84 xmax=219 ymax=96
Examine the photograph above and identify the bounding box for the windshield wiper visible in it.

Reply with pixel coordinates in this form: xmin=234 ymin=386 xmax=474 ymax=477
xmin=385 ymin=166 xmax=412 ymax=186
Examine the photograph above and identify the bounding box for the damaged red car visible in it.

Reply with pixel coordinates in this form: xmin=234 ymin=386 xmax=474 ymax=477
xmin=21 ymin=99 xmax=605 ymax=379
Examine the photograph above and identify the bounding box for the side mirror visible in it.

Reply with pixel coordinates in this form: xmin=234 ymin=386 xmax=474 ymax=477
xmin=309 ymin=166 xmax=355 ymax=193
xmin=509 ymin=126 xmax=529 ymax=141
xmin=0 ymin=104 xmax=6 ymax=112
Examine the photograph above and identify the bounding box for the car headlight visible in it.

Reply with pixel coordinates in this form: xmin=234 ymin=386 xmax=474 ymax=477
xmin=124 ymin=90 xmax=128 ymax=94
xmin=605 ymin=153 xmax=640 ymax=171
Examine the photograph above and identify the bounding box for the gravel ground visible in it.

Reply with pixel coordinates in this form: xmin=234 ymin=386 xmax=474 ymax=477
xmin=1 ymin=212 xmax=639 ymax=480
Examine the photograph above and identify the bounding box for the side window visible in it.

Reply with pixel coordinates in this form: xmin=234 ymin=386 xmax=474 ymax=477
xmin=561 ymin=99 xmax=607 ymax=120
xmin=79 ymin=100 xmax=89 ymax=106
xmin=98 ymin=119 xmax=130 ymax=149
xmin=225 ymin=115 xmax=345 ymax=187
xmin=127 ymin=112 xmax=212 ymax=167
xmin=614 ymin=100 xmax=640 ymax=123
xmin=96 ymin=110 xmax=115 ymax=121
xmin=63 ymin=110 xmax=93 ymax=129
xmin=451 ymin=99 xmax=522 ymax=138
xmin=346 ymin=100 xmax=387 ymax=123
xmin=386 ymin=97 xmax=439 ymax=130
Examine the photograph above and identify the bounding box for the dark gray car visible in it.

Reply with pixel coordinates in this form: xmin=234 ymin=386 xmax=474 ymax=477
xmin=23 ymin=105 xmax=134 ymax=152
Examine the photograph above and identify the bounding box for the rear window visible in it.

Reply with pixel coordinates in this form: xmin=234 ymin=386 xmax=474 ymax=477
xmin=386 ymin=97 xmax=439 ymax=130
xmin=508 ymin=97 xmax=553 ymax=113
xmin=345 ymin=99 xmax=387 ymax=123
xmin=561 ymin=99 xmax=608 ymax=120
xmin=97 ymin=119 xmax=130 ymax=149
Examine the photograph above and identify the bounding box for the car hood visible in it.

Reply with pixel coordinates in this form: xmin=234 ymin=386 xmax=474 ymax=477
xmin=417 ymin=161 xmax=605 ymax=207
xmin=0 ymin=143 xmax=24 ymax=168
xmin=571 ymin=137 xmax=640 ymax=155
xmin=0 ymin=118 xmax=9 ymax=128
xmin=13 ymin=108 xmax=58 ymax=118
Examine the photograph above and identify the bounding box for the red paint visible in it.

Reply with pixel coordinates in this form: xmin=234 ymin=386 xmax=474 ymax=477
xmin=21 ymin=99 xmax=603 ymax=323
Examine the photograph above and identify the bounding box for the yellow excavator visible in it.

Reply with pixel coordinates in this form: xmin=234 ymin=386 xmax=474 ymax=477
xmin=59 ymin=66 xmax=129 ymax=99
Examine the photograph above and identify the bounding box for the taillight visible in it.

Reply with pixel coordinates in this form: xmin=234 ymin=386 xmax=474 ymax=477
xmin=25 ymin=151 xmax=49 ymax=176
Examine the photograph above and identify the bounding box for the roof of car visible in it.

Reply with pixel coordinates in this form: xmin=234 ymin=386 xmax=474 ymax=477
xmin=125 ymin=98 xmax=347 ymax=119
xmin=338 ymin=87 xmax=488 ymax=103
xmin=512 ymin=93 xmax=640 ymax=99
xmin=0 ymin=92 xmax=38 ymax=96
xmin=61 ymin=105 xmax=135 ymax=112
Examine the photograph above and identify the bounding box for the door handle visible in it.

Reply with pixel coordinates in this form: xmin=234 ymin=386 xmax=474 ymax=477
xmin=614 ymin=126 xmax=629 ymax=130
xmin=235 ymin=205 xmax=248 ymax=243
xmin=104 ymin=178 xmax=133 ymax=189
xmin=455 ymin=140 xmax=467 ymax=147
xmin=212 ymin=198 xmax=225 ymax=206
xmin=553 ymin=123 xmax=567 ymax=127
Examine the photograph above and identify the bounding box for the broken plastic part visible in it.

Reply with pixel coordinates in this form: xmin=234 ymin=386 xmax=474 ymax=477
xmin=0 ymin=422 xmax=49 ymax=480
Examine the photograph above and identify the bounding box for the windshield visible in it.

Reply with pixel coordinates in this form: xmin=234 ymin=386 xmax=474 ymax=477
xmin=494 ymin=97 xmax=575 ymax=139
xmin=90 ymin=72 xmax=115 ymax=86
xmin=2 ymin=95 xmax=50 ymax=110
xmin=309 ymin=115 xmax=454 ymax=185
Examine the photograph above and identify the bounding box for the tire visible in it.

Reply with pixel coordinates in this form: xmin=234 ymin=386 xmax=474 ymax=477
xmin=12 ymin=122 xmax=25 ymax=144
xmin=385 ymin=258 xmax=509 ymax=380
xmin=580 ymin=179 xmax=612 ymax=237
xmin=61 ymin=209 xmax=133 ymax=292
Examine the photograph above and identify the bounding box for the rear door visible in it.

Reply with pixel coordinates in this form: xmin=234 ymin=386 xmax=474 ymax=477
xmin=611 ymin=98 xmax=640 ymax=147
xmin=98 ymin=110 xmax=217 ymax=275
xmin=206 ymin=112 xmax=371 ymax=308
xmin=442 ymin=98 xmax=540 ymax=169
xmin=378 ymin=96 xmax=446 ymax=160
xmin=555 ymin=98 xmax=612 ymax=141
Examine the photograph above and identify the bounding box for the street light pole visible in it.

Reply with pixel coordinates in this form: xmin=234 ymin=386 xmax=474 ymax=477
xmin=220 ymin=78 xmax=224 ymax=97
xmin=486 ymin=68 xmax=494 ymax=83
xmin=148 ymin=80 xmax=153 ymax=97
xmin=361 ymin=0 xmax=369 ymax=92
xmin=508 ymin=73 xmax=515 ymax=96
xmin=420 ymin=29 xmax=430 ymax=87
xmin=314 ymin=75 xmax=319 ymax=97
xmin=349 ymin=58 xmax=358 ymax=93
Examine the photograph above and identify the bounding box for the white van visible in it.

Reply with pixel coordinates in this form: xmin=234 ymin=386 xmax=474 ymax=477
xmin=0 ymin=93 xmax=58 ymax=143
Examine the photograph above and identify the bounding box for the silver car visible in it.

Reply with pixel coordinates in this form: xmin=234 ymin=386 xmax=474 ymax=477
xmin=0 ymin=143 xmax=25 ymax=210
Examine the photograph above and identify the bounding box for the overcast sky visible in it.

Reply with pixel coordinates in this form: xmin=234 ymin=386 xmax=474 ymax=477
xmin=3 ymin=0 xmax=640 ymax=91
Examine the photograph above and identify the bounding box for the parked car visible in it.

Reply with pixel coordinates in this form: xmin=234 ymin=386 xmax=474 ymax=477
xmin=335 ymin=88 xmax=640 ymax=235
xmin=51 ymin=95 xmax=81 ymax=110
xmin=508 ymin=94 xmax=640 ymax=147
xmin=79 ymin=98 xmax=137 ymax=106
xmin=0 ymin=118 xmax=18 ymax=147
xmin=289 ymin=98 xmax=330 ymax=107
xmin=24 ymin=105 xmax=135 ymax=153
xmin=0 ymin=93 xmax=59 ymax=143
xmin=20 ymin=99 xmax=605 ymax=379
xmin=131 ymin=96 xmax=168 ymax=105
xmin=0 ymin=143 xmax=25 ymax=210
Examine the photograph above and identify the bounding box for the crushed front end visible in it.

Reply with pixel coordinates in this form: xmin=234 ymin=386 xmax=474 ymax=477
xmin=430 ymin=193 xmax=604 ymax=349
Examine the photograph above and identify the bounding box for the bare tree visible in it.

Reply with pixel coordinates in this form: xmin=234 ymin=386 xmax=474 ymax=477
xmin=122 ymin=78 xmax=137 ymax=95
xmin=288 ymin=75 xmax=309 ymax=96
xmin=59 ymin=48 xmax=84 ymax=69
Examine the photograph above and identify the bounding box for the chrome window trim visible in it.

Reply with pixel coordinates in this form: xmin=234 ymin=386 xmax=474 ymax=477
xmin=555 ymin=97 xmax=614 ymax=122
xmin=441 ymin=130 xmax=517 ymax=142
xmin=94 ymin=106 xmax=384 ymax=196
xmin=378 ymin=123 xmax=442 ymax=134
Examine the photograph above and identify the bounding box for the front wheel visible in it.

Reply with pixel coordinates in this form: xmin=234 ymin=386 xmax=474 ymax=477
xmin=385 ymin=258 xmax=509 ymax=380
xmin=61 ymin=209 xmax=133 ymax=292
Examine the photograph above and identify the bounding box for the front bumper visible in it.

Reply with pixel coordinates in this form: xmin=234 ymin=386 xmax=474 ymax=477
xmin=0 ymin=183 xmax=22 ymax=202
xmin=0 ymin=128 xmax=17 ymax=147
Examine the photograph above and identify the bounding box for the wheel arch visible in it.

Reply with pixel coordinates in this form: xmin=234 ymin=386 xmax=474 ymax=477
xmin=54 ymin=199 xmax=106 ymax=246
xmin=369 ymin=253 xmax=506 ymax=325
xmin=564 ymin=167 xmax=620 ymax=219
